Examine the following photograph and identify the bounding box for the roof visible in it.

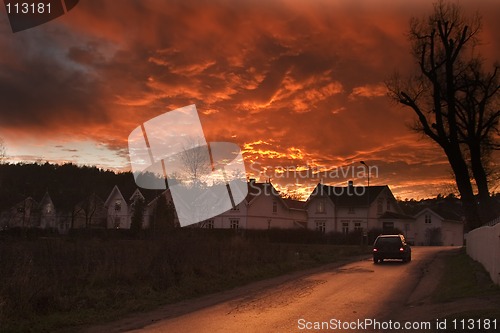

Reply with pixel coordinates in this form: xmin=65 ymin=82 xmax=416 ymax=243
xmin=38 ymin=191 xmax=53 ymax=208
xmin=314 ymin=184 xmax=387 ymax=206
xmin=246 ymin=181 xmax=306 ymax=211
xmin=415 ymin=207 xmax=462 ymax=222
xmin=246 ymin=181 xmax=280 ymax=203
xmin=282 ymin=198 xmax=306 ymax=210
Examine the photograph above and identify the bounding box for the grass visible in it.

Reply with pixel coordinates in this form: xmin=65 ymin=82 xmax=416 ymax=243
xmin=431 ymin=247 xmax=500 ymax=331
xmin=0 ymin=230 xmax=370 ymax=332
xmin=433 ymin=247 xmax=500 ymax=303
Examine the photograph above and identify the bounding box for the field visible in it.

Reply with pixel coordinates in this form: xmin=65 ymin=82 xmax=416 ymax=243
xmin=0 ymin=229 xmax=370 ymax=332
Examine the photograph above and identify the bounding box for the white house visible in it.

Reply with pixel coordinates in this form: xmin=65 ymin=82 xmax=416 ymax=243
xmin=199 ymin=180 xmax=307 ymax=230
xmin=104 ymin=185 xmax=130 ymax=229
xmin=413 ymin=208 xmax=464 ymax=246
xmin=305 ymin=181 xmax=414 ymax=239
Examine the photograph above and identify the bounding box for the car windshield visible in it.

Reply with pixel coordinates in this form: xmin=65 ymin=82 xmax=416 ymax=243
xmin=375 ymin=237 xmax=401 ymax=245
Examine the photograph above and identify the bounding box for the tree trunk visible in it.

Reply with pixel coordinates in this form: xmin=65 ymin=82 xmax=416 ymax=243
xmin=468 ymin=141 xmax=495 ymax=222
xmin=444 ymin=144 xmax=481 ymax=231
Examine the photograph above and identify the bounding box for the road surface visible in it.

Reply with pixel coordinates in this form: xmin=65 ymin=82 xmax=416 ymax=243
xmin=116 ymin=247 xmax=455 ymax=333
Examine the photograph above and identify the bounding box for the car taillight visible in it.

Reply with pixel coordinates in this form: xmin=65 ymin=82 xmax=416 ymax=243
xmin=399 ymin=247 xmax=404 ymax=252
xmin=373 ymin=248 xmax=378 ymax=252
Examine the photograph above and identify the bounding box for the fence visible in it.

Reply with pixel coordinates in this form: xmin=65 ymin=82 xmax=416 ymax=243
xmin=465 ymin=218 xmax=500 ymax=285
xmin=485 ymin=216 xmax=500 ymax=227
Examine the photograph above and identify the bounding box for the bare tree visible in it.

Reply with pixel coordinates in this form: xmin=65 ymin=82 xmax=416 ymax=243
xmin=455 ymin=60 xmax=499 ymax=220
xmin=387 ymin=1 xmax=499 ymax=230
xmin=179 ymin=137 xmax=212 ymax=186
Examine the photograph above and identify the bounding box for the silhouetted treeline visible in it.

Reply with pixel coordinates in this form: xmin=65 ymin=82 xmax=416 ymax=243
xmin=0 ymin=162 xmax=139 ymax=211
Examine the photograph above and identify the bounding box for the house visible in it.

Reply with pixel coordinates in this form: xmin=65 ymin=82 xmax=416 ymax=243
xmin=0 ymin=192 xmax=58 ymax=230
xmin=37 ymin=191 xmax=57 ymax=229
xmin=413 ymin=207 xmax=464 ymax=246
xmin=305 ymin=181 xmax=414 ymax=239
xmin=143 ymin=189 xmax=178 ymax=229
xmin=102 ymin=185 xmax=168 ymax=230
xmin=199 ymin=179 xmax=307 ymax=230
xmin=0 ymin=179 xmax=465 ymax=245
xmin=73 ymin=192 xmax=107 ymax=229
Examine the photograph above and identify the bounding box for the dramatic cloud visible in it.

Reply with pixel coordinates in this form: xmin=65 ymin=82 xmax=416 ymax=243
xmin=0 ymin=0 xmax=498 ymax=199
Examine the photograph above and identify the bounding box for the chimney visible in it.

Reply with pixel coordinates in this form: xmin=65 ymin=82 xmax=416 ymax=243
xmin=348 ymin=180 xmax=353 ymax=188
xmin=249 ymin=178 xmax=256 ymax=184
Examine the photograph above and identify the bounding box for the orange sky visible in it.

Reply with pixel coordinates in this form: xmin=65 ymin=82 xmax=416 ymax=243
xmin=0 ymin=0 xmax=498 ymax=199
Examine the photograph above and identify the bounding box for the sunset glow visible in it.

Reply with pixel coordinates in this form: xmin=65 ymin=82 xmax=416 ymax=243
xmin=1 ymin=0 xmax=499 ymax=199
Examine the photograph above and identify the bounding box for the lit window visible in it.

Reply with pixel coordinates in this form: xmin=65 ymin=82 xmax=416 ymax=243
xmin=317 ymin=200 xmax=325 ymax=213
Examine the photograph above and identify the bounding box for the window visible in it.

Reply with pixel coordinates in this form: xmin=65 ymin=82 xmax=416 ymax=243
xmin=386 ymin=198 xmax=391 ymax=211
xmin=348 ymin=207 xmax=355 ymax=214
xmin=205 ymin=219 xmax=214 ymax=229
xmin=377 ymin=198 xmax=383 ymax=214
xmin=354 ymin=220 xmax=363 ymax=231
xmin=425 ymin=214 xmax=431 ymax=224
xmin=316 ymin=199 xmax=325 ymax=213
xmin=114 ymin=199 xmax=122 ymax=211
xmin=315 ymin=220 xmax=326 ymax=233
xmin=230 ymin=219 xmax=239 ymax=229
xmin=272 ymin=201 xmax=277 ymax=213
xmin=341 ymin=221 xmax=349 ymax=234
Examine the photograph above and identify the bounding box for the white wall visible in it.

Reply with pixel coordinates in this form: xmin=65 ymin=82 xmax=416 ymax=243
xmin=307 ymin=196 xmax=336 ymax=232
xmin=414 ymin=210 xmax=464 ymax=246
xmin=218 ymin=201 xmax=248 ymax=229
xmin=106 ymin=190 xmax=129 ymax=229
xmin=466 ymin=222 xmax=500 ymax=285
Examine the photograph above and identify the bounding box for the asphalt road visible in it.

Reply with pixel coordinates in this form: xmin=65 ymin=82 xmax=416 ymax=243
xmin=123 ymin=246 xmax=455 ymax=333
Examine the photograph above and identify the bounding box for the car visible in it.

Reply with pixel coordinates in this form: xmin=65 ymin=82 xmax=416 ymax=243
xmin=373 ymin=234 xmax=411 ymax=264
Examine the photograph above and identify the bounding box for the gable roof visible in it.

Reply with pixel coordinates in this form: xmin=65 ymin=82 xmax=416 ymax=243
xmin=246 ymin=181 xmax=280 ymax=204
xmin=312 ymin=183 xmax=387 ymax=207
xmin=38 ymin=191 xmax=54 ymax=209
xmin=414 ymin=207 xmax=462 ymax=222
xmin=245 ymin=180 xmax=306 ymax=211
xmin=103 ymin=185 xmax=127 ymax=207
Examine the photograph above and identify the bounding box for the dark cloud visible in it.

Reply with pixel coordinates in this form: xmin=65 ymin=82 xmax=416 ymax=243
xmin=0 ymin=0 xmax=498 ymax=198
